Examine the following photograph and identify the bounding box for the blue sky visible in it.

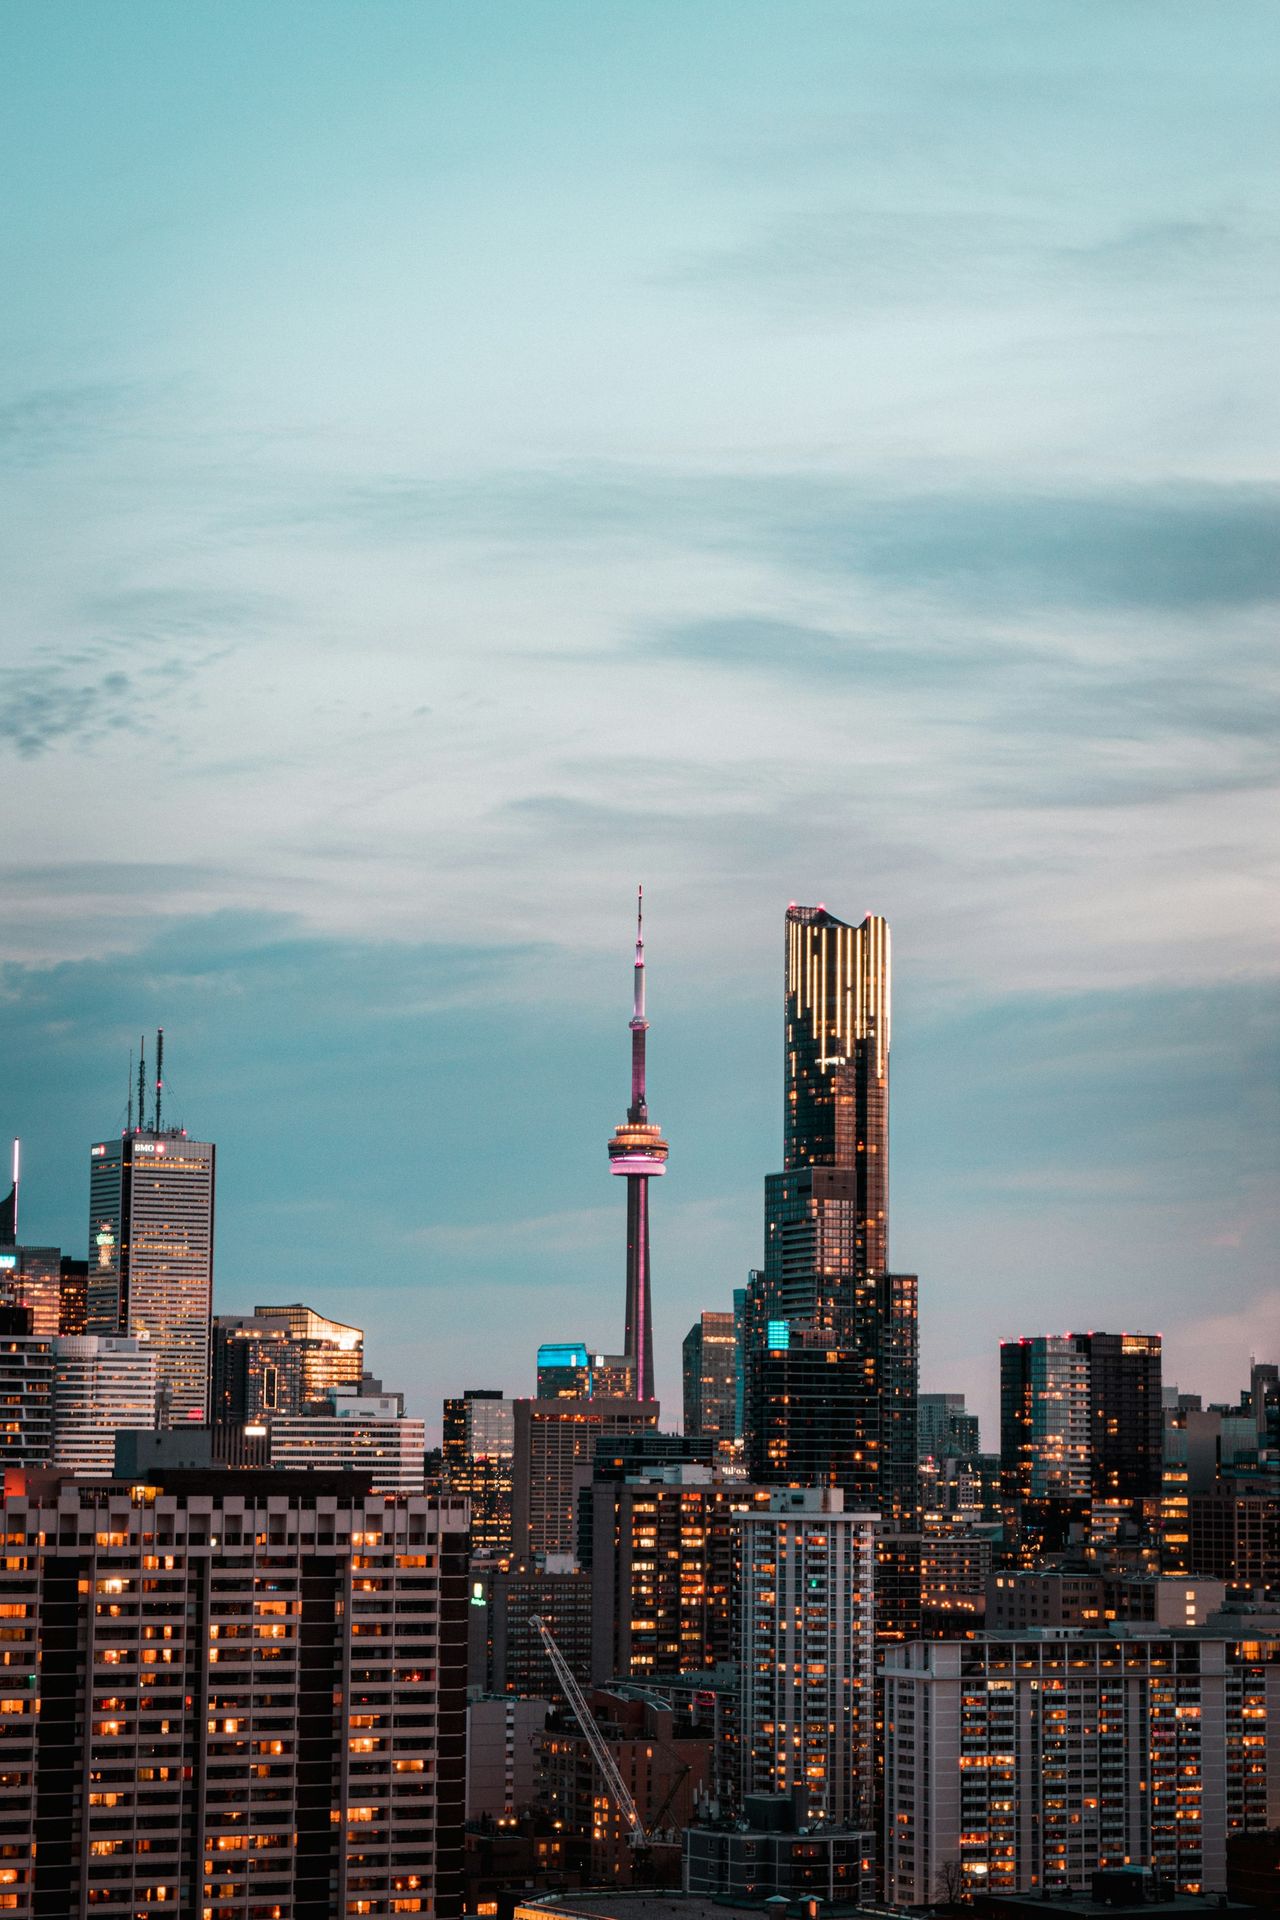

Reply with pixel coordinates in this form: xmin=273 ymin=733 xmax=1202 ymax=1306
xmin=2 ymin=3 xmax=1277 ymax=1440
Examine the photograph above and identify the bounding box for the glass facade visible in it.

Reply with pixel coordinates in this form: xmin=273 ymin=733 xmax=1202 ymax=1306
xmin=742 ymin=907 xmax=918 ymax=1555
xmin=681 ymin=1310 xmax=737 ymax=1439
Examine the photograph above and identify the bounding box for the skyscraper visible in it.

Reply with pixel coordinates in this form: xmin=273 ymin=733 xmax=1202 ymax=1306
xmin=86 ymin=1058 xmax=215 ymax=1427
xmin=744 ymin=906 xmax=918 ymax=1539
xmin=606 ymin=889 xmax=668 ymax=1402
xmin=681 ymin=1310 xmax=737 ymax=1439
xmin=1000 ymin=1335 xmax=1092 ymax=1509
xmin=48 ymin=1334 xmax=157 ymax=1474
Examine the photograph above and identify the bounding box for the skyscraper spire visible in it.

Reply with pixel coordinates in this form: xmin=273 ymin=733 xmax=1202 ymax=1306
xmin=607 ymin=886 xmax=669 ymax=1402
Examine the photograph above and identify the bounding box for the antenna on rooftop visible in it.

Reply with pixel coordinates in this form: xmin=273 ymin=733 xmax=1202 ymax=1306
xmin=155 ymin=1028 xmax=164 ymax=1133
xmin=138 ymin=1038 xmax=146 ymax=1137
xmin=127 ymin=1048 xmax=134 ymax=1134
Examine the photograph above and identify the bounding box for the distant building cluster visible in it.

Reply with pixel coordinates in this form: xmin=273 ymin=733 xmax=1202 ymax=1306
xmin=2 ymin=908 xmax=1278 ymax=1916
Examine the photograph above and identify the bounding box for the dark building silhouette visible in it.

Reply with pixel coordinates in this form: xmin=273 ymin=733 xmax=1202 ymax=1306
xmin=58 ymin=1256 xmax=88 ymax=1334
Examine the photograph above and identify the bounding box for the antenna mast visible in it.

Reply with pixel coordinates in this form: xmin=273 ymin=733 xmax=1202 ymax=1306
xmin=137 ymin=1038 xmax=146 ymax=1137
xmin=154 ymin=1028 xmax=164 ymax=1133
xmin=127 ymin=1049 xmax=134 ymax=1134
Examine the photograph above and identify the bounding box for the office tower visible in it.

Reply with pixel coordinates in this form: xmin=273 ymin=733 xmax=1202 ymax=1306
xmin=586 ymin=1463 xmax=772 ymax=1684
xmin=58 ymin=1256 xmax=88 ymax=1334
xmin=534 ymin=1343 xmax=634 ymax=1401
xmin=0 ymin=1468 xmax=469 ymax=1918
xmin=0 ymin=1317 xmax=52 ymax=1466
xmin=1189 ymin=1486 xmax=1280 ymax=1585
xmin=510 ymin=1396 xmax=658 ymax=1562
xmin=883 ymin=1629 xmax=1280 ymax=1904
xmin=744 ymin=906 xmax=918 ymax=1537
xmin=918 ymin=1391 xmax=981 ymax=1461
xmin=442 ymin=1388 xmax=515 ymax=1556
xmin=737 ymin=1489 xmax=877 ymax=1828
xmin=87 ymin=1093 xmax=215 ymax=1425
xmin=252 ymin=1301 xmax=363 ymax=1401
xmin=265 ymin=1386 xmax=428 ymax=1491
xmin=211 ymin=1313 xmax=304 ymax=1423
xmin=1000 ymin=1335 xmax=1091 ymax=1509
xmin=1075 ymin=1330 xmax=1163 ymax=1499
xmin=682 ymin=1310 xmax=737 ymax=1439
xmin=606 ymin=889 xmax=668 ymax=1402
xmin=48 ymin=1334 xmax=157 ymax=1474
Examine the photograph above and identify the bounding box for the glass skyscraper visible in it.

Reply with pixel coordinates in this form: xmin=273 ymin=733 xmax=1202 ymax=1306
xmin=745 ymin=905 xmax=919 ymax=1548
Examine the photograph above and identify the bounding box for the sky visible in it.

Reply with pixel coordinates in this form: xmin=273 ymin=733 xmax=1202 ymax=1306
xmin=2 ymin=2 xmax=1277 ymax=1443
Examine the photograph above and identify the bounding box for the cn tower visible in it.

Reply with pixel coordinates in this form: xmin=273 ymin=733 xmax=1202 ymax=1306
xmin=607 ymin=886 xmax=669 ymax=1401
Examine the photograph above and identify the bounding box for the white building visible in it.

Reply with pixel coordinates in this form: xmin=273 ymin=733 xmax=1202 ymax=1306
xmin=50 ymin=1335 xmax=158 ymax=1474
xmin=883 ymin=1629 xmax=1280 ymax=1905
xmin=737 ymin=1487 xmax=877 ymax=1827
xmin=268 ymin=1388 xmax=426 ymax=1491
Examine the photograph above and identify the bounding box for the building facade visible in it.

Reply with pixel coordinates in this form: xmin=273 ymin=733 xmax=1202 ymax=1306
xmin=0 ymin=1244 xmax=62 ymax=1339
xmin=442 ymin=1388 xmax=515 ymax=1556
xmin=266 ymin=1389 xmax=427 ymax=1491
xmin=511 ymin=1397 xmax=657 ymax=1563
xmin=1000 ymin=1335 xmax=1092 ymax=1508
xmin=681 ymin=1311 xmax=737 ymax=1440
xmin=0 ymin=1322 xmax=53 ymax=1467
xmin=87 ymin=1130 xmax=215 ymax=1425
xmin=49 ymin=1335 xmax=157 ymax=1475
xmin=211 ymin=1315 xmax=304 ymax=1425
xmin=0 ymin=1470 xmax=469 ymax=1919
xmin=737 ymin=1489 xmax=877 ymax=1828
xmin=883 ymin=1629 xmax=1280 ymax=1905
xmin=251 ymin=1302 xmax=363 ymax=1403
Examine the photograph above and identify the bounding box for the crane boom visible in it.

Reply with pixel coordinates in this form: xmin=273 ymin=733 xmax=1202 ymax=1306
xmin=530 ymin=1615 xmax=647 ymax=1847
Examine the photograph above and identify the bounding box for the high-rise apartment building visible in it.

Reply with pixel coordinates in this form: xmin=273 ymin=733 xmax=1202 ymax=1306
xmin=0 ymin=1469 xmax=469 ymax=1918
xmin=585 ymin=1463 xmax=772 ymax=1683
xmin=87 ymin=1129 xmax=215 ymax=1424
xmin=743 ymin=907 xmax=918 ymax=1540
xmin=1001 ymin=1332 xmax=1163 ymax=1524
xmin=0 ymin=1318 xmax=52 ymax=1467
xmin=883 ymin=1629 xmax=1280 ymax=1904
xmin=511 ymin=1396 xmax=658 ymax=1563
xmin=682 ymin=1311 xmax=737 ymax=1439
xmin=442 ymin=1388 xmax=515 ymax=1556
xmin=737 ymin=1488 xmax=877 ymax=1828
xmin=48 ymin=1335 xmax=157 ymax=1475
xmin=252 ymin=1302 xmax=363 ymax=1402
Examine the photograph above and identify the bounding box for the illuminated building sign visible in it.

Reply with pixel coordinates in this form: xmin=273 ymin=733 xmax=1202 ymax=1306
xmin=0 ymin=1254 xmax=15 ymax=1271
xmin=91 ymin=1144 xmax=107 ymax=1157
xmin=766 ymin=1320 xmax=791 ymax=1351
xmin=96 ymin=1225 xmax=116 ymax=1269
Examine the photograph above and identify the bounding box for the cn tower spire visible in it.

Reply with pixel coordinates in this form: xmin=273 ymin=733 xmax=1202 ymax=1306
xmin=607 ymin=885 xmax=669 ymax=1402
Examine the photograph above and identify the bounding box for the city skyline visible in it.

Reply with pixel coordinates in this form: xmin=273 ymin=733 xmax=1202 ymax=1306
xmin=2 ymin=4 xmax=1276 ymax=1440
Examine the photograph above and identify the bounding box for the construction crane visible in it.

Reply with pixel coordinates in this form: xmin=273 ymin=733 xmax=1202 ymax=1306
xmin=531 ymin=1615 xmax=679 ymax=1850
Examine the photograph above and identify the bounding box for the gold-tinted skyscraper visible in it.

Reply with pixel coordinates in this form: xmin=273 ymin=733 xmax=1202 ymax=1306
xmin=747 ymin=904 xmax=919 ymax=1559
